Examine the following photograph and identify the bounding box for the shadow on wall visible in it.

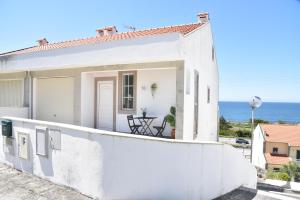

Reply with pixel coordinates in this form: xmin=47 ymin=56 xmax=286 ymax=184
xmin=38 ymin=149 xmax=54 ymax=177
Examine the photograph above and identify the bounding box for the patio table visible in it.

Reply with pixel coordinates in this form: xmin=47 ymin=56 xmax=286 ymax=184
xmin=134 ymin=116 xmax=157 ymax=135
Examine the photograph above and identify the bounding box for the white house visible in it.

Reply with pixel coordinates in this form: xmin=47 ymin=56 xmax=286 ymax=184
xmin=0 ymin=14 xmax=258 ymax=199
xmin=0 ymin=13 xmax=218 ymax=141
xmin=252 ymin=124 xmax=300 ymax=171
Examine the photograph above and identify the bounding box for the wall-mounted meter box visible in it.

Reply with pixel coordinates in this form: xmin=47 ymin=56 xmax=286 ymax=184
xmin=2 ymin=120 xmax=12 ymax=137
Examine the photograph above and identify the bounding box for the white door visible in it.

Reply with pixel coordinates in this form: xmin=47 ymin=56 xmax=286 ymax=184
xmin=97 ymin=81 xmax=114 ymax=131
xmin=35 ymin=77 xmax=74 ymax=124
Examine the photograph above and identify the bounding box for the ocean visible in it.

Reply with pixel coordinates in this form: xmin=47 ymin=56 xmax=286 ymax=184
xmin=219 ymin=101 xmax=300 ymax=123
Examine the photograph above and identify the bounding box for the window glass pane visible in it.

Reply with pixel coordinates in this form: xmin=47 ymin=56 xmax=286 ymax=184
xmin=123 ymin=75 xmax=128 ymax=85
xmin=128 ymin=86 xmax=133 ymax=98
xmin=123 ymin=86 xmax=129 ymax=97
xmin=128 ymin=98 xmax=133 ymax=109
xmin=123 ymin=98 xmax=128 ymax=109
xmin=128 ymin=75 xmax=134 ymax=85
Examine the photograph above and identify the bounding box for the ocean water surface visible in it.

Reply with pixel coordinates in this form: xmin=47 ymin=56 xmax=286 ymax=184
xmin=219 ymin=101 xmax=300 ymax=123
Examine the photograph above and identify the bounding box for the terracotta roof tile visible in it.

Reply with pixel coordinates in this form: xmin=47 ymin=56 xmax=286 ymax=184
xmin=264 ymin=153 xmax=290 ymax=165
xmin=0 ymin=23 xmax=203 ymax=57
xmin=261 ymin=124 xmax=300 ymax=146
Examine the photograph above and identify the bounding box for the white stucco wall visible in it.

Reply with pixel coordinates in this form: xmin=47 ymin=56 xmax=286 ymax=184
xmin=81 ymin=68 xmax=176 ymax=135
xmin=0 ymin=117 xmax=256 ymax=200
xmin=252 ymin=125 xmax=267 ymax=169
xmin=181 ymin=23 xmax=219 ymax=141
xmin=0 ymin=107 xmax=28 ymax=118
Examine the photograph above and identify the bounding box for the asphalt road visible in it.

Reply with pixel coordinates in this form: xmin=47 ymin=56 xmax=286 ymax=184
xmin=219 ymin=137 xmax=251 ymax=160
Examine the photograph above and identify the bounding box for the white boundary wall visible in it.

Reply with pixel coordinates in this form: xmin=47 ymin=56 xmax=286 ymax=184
xmin=0 ymin=117 xmax=256 ymax=199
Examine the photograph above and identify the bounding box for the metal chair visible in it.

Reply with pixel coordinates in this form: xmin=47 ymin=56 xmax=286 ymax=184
xmin=127 ymin=115 xmax=141 ymax=134
xmin=153 ymin=117 xmax=167 ymax=137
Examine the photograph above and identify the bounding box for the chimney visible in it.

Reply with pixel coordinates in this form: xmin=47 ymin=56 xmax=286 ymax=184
xmin=197 ymin=12 xmax=209 ymax=23
xmin=96 ymin=26 xmax=118 ymax=36
xmin=37 ymin=38 xmax=48 ymax=46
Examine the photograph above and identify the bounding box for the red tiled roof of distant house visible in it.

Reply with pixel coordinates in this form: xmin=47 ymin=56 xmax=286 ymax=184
xmin=0 ymin=23 xmax=203 ymax=56
xmin=264 ymin=153 xmax=290 ymax=165
xmin=260 ymin=124 xmax=300 ymax=146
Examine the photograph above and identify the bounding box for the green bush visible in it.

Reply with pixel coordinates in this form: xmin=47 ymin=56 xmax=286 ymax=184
xmin=235 ymin=129 xmax=251 ymax=138
xmin=219 ymin=129 xmax=236 ymax=137
xmin=248 ymin=118 xmax=269 ymax=127
xmin=266 ymin=171 xmax=290 ymax=181
xmin=220 ymin=116 xmax=232 ymax=130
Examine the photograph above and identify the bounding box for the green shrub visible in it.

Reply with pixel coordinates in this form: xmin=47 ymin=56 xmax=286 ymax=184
xmin=220 ymin=116 xmax=232 ymax=130
xmin=235 ymin=129 xmax=251 ymax=138
xmin=219 ymin=129 xmax=236 ymax=137
xmin=266 ymin=171 xmax=290 ymax=181
xmin=248 ymin=118 xmax=269 ymax=126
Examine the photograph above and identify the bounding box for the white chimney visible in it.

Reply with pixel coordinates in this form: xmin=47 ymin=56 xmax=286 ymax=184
xmin=197 ymin=12 xmax=209 ymax=23
xmin=37 ymin=38 xmax=49 ymax=46
xmin=96 ymin=26 xmax=118 ymax=36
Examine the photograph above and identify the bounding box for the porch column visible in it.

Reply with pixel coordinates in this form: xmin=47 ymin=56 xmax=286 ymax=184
xmin=176 ymin=65 xmax=184 ymax=139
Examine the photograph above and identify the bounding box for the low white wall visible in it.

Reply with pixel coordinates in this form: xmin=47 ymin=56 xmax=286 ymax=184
xmin=0 ymin=107 xmax=28 ymax=118
xmin=0 ymin=117 xmax=256 ymax=200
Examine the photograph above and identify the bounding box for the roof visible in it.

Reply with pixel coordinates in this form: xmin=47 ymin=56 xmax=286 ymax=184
xmin=264 ymin=153 xmax=290 ymax=165
xmin=0 ymin=22 xmax=203 ymax=57
xmin=260 ymin=124 xmax=300 ymax=146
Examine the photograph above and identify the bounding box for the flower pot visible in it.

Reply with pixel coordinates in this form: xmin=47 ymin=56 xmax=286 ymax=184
xmin=142 ymin=112 xmax=147 ymax=118
xmin=171 ymin=128 xmax=176 ymax=139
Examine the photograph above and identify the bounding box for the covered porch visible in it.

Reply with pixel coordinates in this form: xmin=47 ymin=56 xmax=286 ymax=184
xmin=80 ymin=61 xmax=184 ymax=138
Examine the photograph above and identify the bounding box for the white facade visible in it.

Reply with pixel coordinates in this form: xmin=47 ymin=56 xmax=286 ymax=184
xmin=0 ymin=16 xmax=218 ymax=141
xmin=0 ymin=117 xmax=257 ymax=200
xmin=252 ymin=125 xmax=267 ymax=169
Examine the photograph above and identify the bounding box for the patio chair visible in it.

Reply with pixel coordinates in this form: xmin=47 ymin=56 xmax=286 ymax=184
xmin=153 ymin=117 xmax=167 ymax=137
xmin=127 ymin=115 xmax=141 ymax=134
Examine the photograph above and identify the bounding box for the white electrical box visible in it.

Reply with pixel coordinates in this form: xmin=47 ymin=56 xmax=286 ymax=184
xmin=49 ymin=129 xmax=61 ymax=150
xmin=18 ymin=133 xmax=29 ymax=160
xmin=3 ymin=137 xmax=14 ymax=155
xmin=36 ymin=126 xmax=48 ymax=157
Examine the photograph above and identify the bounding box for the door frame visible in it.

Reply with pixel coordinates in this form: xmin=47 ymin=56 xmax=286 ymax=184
xmin=94 ymin=77 xmax=117 ymax=131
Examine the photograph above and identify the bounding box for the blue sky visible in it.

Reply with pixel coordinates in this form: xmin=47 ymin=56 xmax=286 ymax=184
xmin=1 ymin=0 xmax=300 ymax=102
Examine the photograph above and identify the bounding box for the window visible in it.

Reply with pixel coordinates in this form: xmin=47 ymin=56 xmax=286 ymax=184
xmin=273 ymin=168 xmax=280 ymax=172
xmin=207 ymin=86 xmax=211 ymax=103
xmin=118 ymin=71 xmax=137 ymax=113
xmin=272 ymin=147 xmax=279 ymax=154
xmin=122 ymin=73 xmax=134 ymax=109
xmin=296 ymin=150 xmax=300 ymax=160
xmin=0 ymin=80 xmax=23 ymax=107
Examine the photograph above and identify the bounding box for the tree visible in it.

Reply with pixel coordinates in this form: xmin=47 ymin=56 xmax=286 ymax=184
xmin=281 ymin=162 xmax=300 ymax=182
xmin=248 ymin=118 xmax=269 ymax=127
xmin=219 ymin=116 xmax=232 ymax=130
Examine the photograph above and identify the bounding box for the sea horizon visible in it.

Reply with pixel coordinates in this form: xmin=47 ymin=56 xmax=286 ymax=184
xmin=219 ymin=101 xmax=300 ymax=123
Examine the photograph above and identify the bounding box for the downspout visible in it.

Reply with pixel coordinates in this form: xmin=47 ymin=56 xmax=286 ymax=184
xmin=25 ymin=71 xmax=33 ymax=119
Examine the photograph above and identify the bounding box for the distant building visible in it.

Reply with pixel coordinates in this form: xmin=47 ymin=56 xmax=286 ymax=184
xmin=252 ymin=124 xmax=300 ymax=171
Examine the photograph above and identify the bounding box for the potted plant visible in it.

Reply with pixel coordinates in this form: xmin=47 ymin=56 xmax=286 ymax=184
xmin=166 ymin=106 xmax=176 ymax=139
xmin=141 ymin=107 xmax=147 ymax=118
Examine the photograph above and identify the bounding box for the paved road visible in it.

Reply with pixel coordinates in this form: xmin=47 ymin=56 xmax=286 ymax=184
xmin=0 ymin=163 xmax=92 ymax=200
xmin=219 ymin=137 xmax=251 ymax=160
xmin=216 ymin=187 xmax=300 ymax=200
